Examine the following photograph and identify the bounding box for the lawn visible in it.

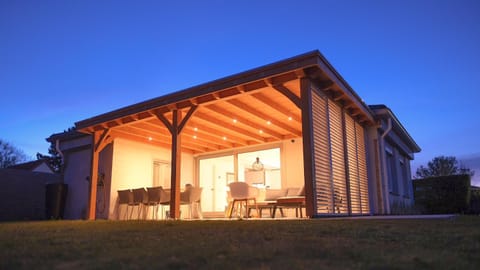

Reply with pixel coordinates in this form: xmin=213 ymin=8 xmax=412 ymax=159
xmin=1 ymin=216 xmax=479 ymax=269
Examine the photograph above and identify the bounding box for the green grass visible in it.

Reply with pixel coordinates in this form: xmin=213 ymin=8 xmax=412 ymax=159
xmin=1 ymin=216 xmax=480 ymax=269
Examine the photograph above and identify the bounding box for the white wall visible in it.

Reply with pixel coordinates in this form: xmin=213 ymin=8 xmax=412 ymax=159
xmin=282 ymin=138 xmax=304 ymax=188
xmin=109 ymin=138 xmax=194 ymax=219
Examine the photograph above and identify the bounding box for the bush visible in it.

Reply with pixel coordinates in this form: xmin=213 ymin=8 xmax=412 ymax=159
xmin=468 ymin=187 xmax=480 ymax=215
xmin=413 ymin=175 xmax=471 ymax=214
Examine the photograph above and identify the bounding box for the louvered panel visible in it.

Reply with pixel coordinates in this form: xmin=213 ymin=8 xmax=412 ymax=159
xmin=356 ymin=123 xmax=370 ymax=213
xmin=328 ymin=100 xmax=348 ymax=214
xmin=312 ymin=91 xmax=333 ymax=214
xmin=345 ymin=113 xmax=362 ymax=214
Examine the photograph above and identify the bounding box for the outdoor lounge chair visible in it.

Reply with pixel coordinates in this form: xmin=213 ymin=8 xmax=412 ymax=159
xmin=228 ymin=182 xmax=259 ymax=218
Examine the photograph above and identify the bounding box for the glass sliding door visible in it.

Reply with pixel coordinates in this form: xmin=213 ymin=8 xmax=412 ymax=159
xmin=198 ymin=146 xmax=281 ymax=215
xmin=199 ymin=155 xmax=234 ymax=213
xmin=238 ymin=148 xmax=281 ymax=189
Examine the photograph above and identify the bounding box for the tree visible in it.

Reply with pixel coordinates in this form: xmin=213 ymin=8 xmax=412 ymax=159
xmin=36 ymin=126 xmax=73 ymax=173
xmin=37 ymin=142 xmax=63 ymax=173
xmin=415 ymin=155 xmax=475 ymax=179
xmin=0 ymin=139 xmax=28 ymax=168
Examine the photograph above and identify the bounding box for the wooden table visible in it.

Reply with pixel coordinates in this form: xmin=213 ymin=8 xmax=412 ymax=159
xmin=272 ymin=196 xmax=306 ymax=218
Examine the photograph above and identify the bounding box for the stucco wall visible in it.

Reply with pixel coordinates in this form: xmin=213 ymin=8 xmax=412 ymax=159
xmin=282 ymin=138 xmax=304 ymax=188
xmin=63 ymin=148 xmax=91 ymax=219
xmin=109 ymin=138 xmax=194 ymax=219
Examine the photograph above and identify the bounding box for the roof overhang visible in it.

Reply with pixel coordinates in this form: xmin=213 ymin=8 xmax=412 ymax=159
xmin=369 ymin=104 xmax=421 ymax=153
xmin=74 ymin=50 xmax=376 ymax=154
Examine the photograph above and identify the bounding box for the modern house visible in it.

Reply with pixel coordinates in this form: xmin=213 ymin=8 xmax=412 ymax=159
xmin=48 ymin=50 xmax=420 ymax=220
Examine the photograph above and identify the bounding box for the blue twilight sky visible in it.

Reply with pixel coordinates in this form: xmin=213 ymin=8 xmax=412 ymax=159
xmin=1 ymin=0 xmax=479 ymax=183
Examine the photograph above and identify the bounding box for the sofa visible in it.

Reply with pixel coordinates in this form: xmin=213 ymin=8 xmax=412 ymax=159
xmin=252 ymin=186 xmax=305 ymax=218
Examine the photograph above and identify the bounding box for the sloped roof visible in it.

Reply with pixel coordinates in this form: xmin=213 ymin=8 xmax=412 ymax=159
xmin=8 ymin=159 xmax=54 ymax=173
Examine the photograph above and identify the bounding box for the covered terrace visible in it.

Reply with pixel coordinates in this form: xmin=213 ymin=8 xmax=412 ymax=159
xmin=75 ymin=50 xmax=374 ymax=220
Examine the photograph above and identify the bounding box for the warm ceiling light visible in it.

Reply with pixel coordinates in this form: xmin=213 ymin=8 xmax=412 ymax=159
xmin=148 ymin=137 xmax=153 ymax=141
xmin=194 ymin=127 xmax=198 ymax=131
xmin=223 ymin=136 xmax=227 ymax=140
xmin=266 ymin=121 xmax=271 ymax=125
xmin=193 ymin=135 xmax=197 ymax=139
xmin=232 ymin=119 xmax=237 ymax=123
xmin=288 ymin=116 xmax=292 ymax=121
xmin=259 ymin=130 xmax=263 ymax=134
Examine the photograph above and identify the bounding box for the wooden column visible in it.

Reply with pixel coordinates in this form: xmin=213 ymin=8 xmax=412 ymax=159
xmin=300 ymin=77 xmax=316 ymax=218
xmin=88 ymin=129 xmax=111 ymax=220
xmin=170 ymin=110 xmax=182 ymax=219
xmin=156 ymin=106 xmax=197 ymax=219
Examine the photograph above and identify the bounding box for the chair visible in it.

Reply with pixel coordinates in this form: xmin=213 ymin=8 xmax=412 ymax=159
xmin=146 ymin=187 xmax=162 ymax=220
xmin=131 ymin=188 xmax=148 ymax=219
xmin=180 ymin=187 xmax=203 ymax=219
xmin=228 ymin=182 xmax=259 ymax=218
xmin=117 ymin=189 xmax=133 ymax=220
xmin=159 ymin=188 xmax=171 ymax=219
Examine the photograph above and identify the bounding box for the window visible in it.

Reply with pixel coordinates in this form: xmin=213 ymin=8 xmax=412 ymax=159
xmin=386 ymin=147 xmax=398 ymax=195
xmin=399 ymin=157 xmax=410 ymax=198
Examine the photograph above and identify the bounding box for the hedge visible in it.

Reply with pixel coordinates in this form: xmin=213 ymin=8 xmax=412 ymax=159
xmin=413 ymin=174 xmax=471 ymax=214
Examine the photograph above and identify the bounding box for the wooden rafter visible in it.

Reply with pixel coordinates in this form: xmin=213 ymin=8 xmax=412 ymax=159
xmin=205 ymin=104 xmax=285 ymax=140
xmin=251 ymin=92 xmax=301 ymax=122
xmin=227 ymin=99 xmax=302 ymax=137
xmin=271 ymin=84 xmax=301 ymax=109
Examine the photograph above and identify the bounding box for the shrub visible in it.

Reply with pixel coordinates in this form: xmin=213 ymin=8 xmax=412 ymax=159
xmin=413 ymin=174 xmax=471 ymax=214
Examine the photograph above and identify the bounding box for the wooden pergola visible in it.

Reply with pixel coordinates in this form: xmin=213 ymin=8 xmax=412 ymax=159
xmin=75 ymin=50 xmax=374 ymax=220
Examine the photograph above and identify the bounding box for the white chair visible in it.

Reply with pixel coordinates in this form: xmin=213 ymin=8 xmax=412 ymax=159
xmin=228 ymin=182 xmax=259 ymax=218
xmin=180 ymin=187 xmax=203 ymax=219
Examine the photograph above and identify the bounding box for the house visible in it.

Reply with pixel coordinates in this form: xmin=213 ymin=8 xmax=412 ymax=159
xmin=8 ymin=159 xmax=55 ymax=174
xmin=48 ymin=50 xmax=420 ymax=220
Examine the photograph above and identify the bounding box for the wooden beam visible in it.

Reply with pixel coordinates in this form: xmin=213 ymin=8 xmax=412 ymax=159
xmin=195 ymin=110 xmax=266 ymax=143
xmin=251 ymin=92 xmax=301 ymax=122
xmin=87 ymin=131 xmax=101 ymax=220
xmin=178 ymin=105 xmax=197 ymax=133
xmin=227 ymin=99 xmax=302 ymax=137
xmin=300 ymin=77 xmax=316 ymax=218
xmin=155 ymin=112 xmax=173 ymax=134
xmin=205 ymin=104 xmax=284 ymax=140
xmin=271 ymin=84 xmax=301 ymax=109
xmin=94 ymin=129 xmax=111 ymax=153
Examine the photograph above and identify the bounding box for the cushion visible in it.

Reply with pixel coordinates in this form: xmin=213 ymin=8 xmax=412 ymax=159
xmin=286 ymin=188 xmax=300 ymax=197
xmin=265 ymin=189 xmax=287 ymax=201
xmin=297 ymin=186 xmax=305 ymax=196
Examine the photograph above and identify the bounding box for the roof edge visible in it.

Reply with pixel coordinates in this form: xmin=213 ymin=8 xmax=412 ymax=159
xmin=369 ymin=104 xmax=421 ymax=153
xmin=75 ymin=50 xmax=322 ymax=130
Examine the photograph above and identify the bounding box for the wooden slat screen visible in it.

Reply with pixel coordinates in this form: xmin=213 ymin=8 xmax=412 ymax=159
xmin=345 ymin=113 xmax=370 ymax=214
xmin=345 ymin=114 xmax=361 ymax=213
xmin=356 ymin=123 xmax=370 ymax=213
xmin=311 ymin=90 xmax=333 ymax=214
xmin=328 ymin=100 xmax=348 ymax=214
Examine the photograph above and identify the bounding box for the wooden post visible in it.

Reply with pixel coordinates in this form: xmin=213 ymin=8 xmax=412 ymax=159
xmin=170 ymin=110 xmax=182 ymax=219
xmin=88 ymin=132 xmax=100 ymax=220
xmin=155 ymin=106 xmax=197 ymax=219
xmin=300 ymin=77 xmax=316 ymax=218
xmin=87 ymin=129 xmax=111 ymax=220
